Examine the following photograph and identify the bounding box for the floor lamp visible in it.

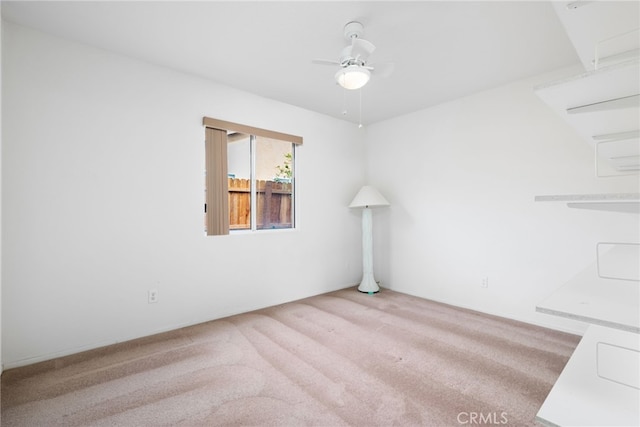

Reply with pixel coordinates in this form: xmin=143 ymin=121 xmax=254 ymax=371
xmin=349 ymin=185 xmax=390 ymax=293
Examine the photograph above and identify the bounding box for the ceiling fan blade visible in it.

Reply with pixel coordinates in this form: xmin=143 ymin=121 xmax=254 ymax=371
xmin=371 ymin=61 xmax=395 ymax=78
xmin=312 ymin=59 xmax=340 ymax=66
xmin=351 ymin=38 xmax=376 ymax=60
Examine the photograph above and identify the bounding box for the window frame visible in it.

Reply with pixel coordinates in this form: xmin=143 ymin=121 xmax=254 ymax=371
xmin=203 ymin=117 xmax=302 ymax=236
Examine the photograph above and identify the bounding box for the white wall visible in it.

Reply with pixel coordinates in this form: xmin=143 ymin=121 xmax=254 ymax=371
xmin=365 ymin=67 xmax=639 ymax=334
xmin=1 ymin=21 xmax=365 ymax=369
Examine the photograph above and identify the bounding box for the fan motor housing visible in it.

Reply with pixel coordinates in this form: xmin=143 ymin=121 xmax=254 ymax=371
xmin=339 ymin=46 xmax=364 ymax=66
xmin=344 ymin=21 xmax=364 ymax=40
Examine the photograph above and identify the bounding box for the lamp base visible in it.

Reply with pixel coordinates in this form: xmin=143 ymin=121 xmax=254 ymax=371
xmin=357 ymin=274 xmax=380 ymax=293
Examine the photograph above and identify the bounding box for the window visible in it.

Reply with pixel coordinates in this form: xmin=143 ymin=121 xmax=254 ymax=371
xmin=203 ymin=117 xmax=302 ymax=236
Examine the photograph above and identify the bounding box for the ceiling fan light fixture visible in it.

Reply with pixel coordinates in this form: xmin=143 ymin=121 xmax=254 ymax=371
xmin=335 ymin=65 xmax=370 ymax=90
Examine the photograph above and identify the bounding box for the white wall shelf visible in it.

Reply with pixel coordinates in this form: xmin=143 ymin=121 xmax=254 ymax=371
xmin=536 ymin=262 xmax=639 ymax=334
xmin=534 ymin=193 xmax=640 ymax=214
xmin=535 ymin=59 xmax=639 ymax=176
xmin=551 ymin=1 xmax=639 ymax=71
xmin=536 ymin=325 xmax=639 ymax=427
xmin=534 ymin=59 xmax=639 ymax=116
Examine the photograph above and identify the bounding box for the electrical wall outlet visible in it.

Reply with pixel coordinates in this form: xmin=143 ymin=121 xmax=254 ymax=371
xmin=148 ymin=289 xmax=159 ymax=303
xmin=481 ymin=277 xmax=489 ymax=288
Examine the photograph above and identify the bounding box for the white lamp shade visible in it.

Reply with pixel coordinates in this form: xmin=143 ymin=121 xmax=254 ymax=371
xmin=335 ymin=65 xmax=370 ymax=90
xmin=349 ymin=185 xmax=390 ymax=208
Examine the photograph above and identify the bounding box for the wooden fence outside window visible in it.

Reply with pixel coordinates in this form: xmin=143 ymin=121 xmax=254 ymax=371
xmin=228 ymin=178 xmax=292 ymax=229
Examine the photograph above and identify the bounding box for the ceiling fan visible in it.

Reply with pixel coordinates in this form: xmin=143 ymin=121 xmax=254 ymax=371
xmin=313 ymin=21 xmax=394 ymax=90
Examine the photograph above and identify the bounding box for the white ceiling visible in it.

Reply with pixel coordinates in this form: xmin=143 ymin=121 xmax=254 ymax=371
xmin=1 ymin=1 xmax=581 ymax=125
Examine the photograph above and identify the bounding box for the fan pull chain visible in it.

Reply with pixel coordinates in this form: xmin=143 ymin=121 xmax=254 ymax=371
xmin=342 ymin=86 xmax=348 ymax=116
xmin=358 ymin=88 xmax=363 ymax=128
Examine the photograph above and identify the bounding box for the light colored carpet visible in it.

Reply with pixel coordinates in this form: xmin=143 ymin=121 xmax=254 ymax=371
xmin=1 ymin=288 xmax=579 ymax=426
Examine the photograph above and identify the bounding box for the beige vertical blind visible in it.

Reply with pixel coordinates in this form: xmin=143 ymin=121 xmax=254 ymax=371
xmin=205 ymin=127 xmax=230 ymax=236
